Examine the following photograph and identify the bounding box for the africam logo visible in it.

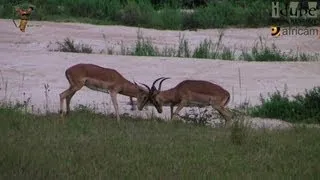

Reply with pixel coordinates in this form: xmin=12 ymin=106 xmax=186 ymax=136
xmin=271 ymin=26 xmax=320 ymax=38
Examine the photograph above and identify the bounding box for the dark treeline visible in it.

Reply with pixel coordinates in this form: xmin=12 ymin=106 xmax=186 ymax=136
xmin=1 ymin=0 xmax=319 ymax=30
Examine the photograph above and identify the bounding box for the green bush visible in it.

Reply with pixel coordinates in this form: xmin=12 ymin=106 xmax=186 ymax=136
xmin=245 ymin=43 xmax=289 ymax=62
xmin=192 ymin=32 xmax=235 ymax=60
xmin=152 ymin=0 xmax=210 ymax=9
xmin=192 ymin=39 xmax=212 ymax=59
xmin=117 ymin=1 xmax=156 ymax=27
xmin=250 ymin=86 xmax=320 ymax=124
xmin=134 ymin=36 xmax=160 ymax=56
xmin=157 ymin=7 xmax=183 ymax=30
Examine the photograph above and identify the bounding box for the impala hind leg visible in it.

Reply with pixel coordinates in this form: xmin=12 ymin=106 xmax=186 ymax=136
xmin=65 ymin=91 xmax=76 ymax=115
xmin=171 ymin=101 xmax=186 ymax=121
xmin=59 ymin=86 xmax=80 ymax=117
xmin=212 ymin=104 xmax=232 ymax=128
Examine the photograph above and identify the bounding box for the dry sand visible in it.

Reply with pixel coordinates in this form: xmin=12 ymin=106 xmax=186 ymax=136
xmin=1 ymin=19 xmax=320 ymax=129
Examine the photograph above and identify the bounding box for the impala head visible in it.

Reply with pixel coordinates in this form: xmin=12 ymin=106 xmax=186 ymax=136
xmin=135 ymin=84 xmax=150 ymax=111
xmin=133 ymin=82 xmax=150 ymax=111
xmin=137 ymin=77 xmax=170 ymax=113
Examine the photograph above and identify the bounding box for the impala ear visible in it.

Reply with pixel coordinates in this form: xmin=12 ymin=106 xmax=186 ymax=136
xmin=134 ymin=81 xmax=142 ymax=91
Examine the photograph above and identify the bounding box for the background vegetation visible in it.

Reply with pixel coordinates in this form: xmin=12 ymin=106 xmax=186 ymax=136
xmin=1 ymin=0 xmax=319 ymax=30
xmin=52 ymin=33 xmax=319 ymax=61
xmin=249 ymin=85 xmax=320 ymax=124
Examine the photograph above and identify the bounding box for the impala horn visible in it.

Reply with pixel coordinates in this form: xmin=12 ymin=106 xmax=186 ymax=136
xmin=134 ymin=81 xmax=149 ymax=92
xmin=158 ymin=77 xmax=170 ymax=91
xmin=151 ymin=77 xmax=167 ymax=91
xmin=139 ymin=83 xmax=151 ymax=92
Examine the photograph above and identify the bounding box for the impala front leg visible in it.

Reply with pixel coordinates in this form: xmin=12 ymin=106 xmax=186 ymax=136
xmin=110 ymin=91 xmax=120 ymax=123
xmin=129 ymin=96 xmax=136 ymax=111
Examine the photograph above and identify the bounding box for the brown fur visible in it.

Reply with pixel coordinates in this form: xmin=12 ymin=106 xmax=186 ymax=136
xmin=143 ymin=79 xmax=232 ymax=127
xmin=59 ymin=63 xmax=148 ymax=122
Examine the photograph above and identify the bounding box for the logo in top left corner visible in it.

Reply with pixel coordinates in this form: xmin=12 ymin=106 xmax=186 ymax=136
xmin=271 ymin=26 xmax=281 ymax=37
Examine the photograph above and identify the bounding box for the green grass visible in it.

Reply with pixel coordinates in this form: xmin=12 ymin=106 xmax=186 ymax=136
xmin=249 ymin=85 xmax=320 ymax=124
xmin=2 ymin=0 xmax=320 ymax=30
xmin=0 ymin=106 xmax=320 ymax=179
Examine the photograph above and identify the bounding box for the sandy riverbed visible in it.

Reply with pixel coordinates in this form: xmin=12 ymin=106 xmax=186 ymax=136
xmin=1 ymin=19 xmax=319 ymax=129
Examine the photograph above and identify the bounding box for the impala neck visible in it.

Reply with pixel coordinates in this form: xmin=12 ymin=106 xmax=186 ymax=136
xmin=158 ymin=88 xmax=178 ymax=105
xmin=120 ymin=81 xmax=140 ymax=97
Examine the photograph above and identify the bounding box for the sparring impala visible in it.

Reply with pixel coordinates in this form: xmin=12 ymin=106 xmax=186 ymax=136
xmin=137 ymin=77 xmax=232 ymax=127
xmin=59 ymin=63 xmax=149 ymax=122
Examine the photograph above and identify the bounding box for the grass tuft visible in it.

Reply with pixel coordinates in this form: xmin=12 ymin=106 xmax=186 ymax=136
xmin=53 ymin=38 xmax=93 ymax=53
xmin=133 ymin=29 xmax=160 ymax=56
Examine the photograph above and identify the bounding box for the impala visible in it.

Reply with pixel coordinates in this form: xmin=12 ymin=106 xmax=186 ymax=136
xmin=138 ymin=77 xmax=232 ymax=127
xmin=59 ymin=63 xmax=149 ymax=122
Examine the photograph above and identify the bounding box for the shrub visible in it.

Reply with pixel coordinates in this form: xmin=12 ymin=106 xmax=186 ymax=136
xmin=134 ymin=38 xmax=159 ymax=56
xmin=157 ymin=7 xmax=183 ymax=30
xmin=192 ymin=31 xmax=235 ymax=60
xmin=250 ymin=43 xmax=288 ymax=61
xmin=54 ymin=38 xmax=93 ymax=53
xmin=250 ymin=85 xmax=320 ymax=124
xmin=117 ymin=0 xmax=155 ymax=27
xmin=193 ymin=39 xmax=213 ymax=59
xmin=181 ymin=12 xmax=200 ymax=30
xmin=240 ymin=37 xmax=288 ymax=61
xmin=177 ymin=34 xmax=191 ymax=58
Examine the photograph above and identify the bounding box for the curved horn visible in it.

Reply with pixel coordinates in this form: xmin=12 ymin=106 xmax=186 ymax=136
xmin=139 ymin=83 xmax=151 ymax=92
xmin=151 ymin=77 xmax=166 ymax=91
xmin=158 ymin=77 xmax=170 ymax=91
